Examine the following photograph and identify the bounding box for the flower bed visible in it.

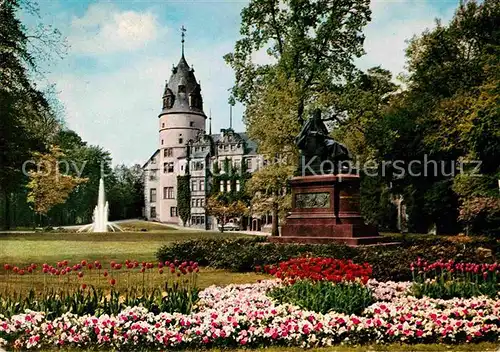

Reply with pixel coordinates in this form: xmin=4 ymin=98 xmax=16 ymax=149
xmin=259 ymin=257 xmax=372 ymax=284
xmin=1 ymin=257 xmax=499 ymax=350
xmin=1 ymin=279 xmax=499 ymax=350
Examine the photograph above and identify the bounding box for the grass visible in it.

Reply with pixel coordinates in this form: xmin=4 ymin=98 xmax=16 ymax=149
xmin=0 ymin=229 xmax=250 ymax=265
xmin=210 ymin=344 xmax=500 ymax=351
xmin=0 ymin=228 xmax=261 ymax=291
xmin=39 ymin=342 xmax=500 ymax=352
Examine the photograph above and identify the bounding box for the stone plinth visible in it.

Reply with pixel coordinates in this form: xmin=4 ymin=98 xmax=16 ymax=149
xmin=270 ymin=174 xmax=383 ymax=246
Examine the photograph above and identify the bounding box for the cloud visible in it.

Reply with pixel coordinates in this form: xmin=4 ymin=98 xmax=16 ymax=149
xmin=69 ymin=3 xmax=162 ymax=55
xmin=357 ymin=0 xmax=456 ymax=78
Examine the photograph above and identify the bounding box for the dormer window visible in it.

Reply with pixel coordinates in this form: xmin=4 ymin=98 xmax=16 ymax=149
xmin=178 ymin=78 xmax=186 ymax=94
xmin=164 ymin=88 xmax=174 ymax=109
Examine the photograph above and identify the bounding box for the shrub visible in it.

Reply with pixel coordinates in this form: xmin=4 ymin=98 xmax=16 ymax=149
xmin=156 ymin=236 xmax=499 ymax=281
xmin=156 ymin=238 xmax=357 ymax=272
xmin=268 ymin=280 xmax=374 ymax=315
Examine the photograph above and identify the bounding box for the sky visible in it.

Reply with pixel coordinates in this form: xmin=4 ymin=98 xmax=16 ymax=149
xmin=28 ymin=0 xmax=459 ymax=166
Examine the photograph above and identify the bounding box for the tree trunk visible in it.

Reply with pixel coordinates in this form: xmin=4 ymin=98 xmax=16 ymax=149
xmin=1 ymin=189 xmax=11 ymax=230
xmin=271 ymin=201 xmax=279 ymax=236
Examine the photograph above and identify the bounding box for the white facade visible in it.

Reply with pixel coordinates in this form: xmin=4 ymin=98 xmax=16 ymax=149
xmin=143 ymin=52 xmax=267 ymax=229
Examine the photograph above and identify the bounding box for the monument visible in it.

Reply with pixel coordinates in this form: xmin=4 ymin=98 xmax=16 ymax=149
xmin=269 ymin=109 xmax=382 ymax=246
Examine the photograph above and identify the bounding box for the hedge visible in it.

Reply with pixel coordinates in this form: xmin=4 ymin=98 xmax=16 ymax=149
xmin=156 ymin=236 xmax=499 ymax=282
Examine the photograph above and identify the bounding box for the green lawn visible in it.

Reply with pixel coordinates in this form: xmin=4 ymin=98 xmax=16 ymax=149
xmin=0 ymin=229 xmax=250 ymax=265
xmin=0 ymin=229 xmax=262 ymax=291
xmin=40 ymin=342 xmax=500 ymax=352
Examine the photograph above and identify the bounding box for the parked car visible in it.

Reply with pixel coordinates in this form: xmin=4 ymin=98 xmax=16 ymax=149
xmin=217 ymin=223 xmax=240 ymax=231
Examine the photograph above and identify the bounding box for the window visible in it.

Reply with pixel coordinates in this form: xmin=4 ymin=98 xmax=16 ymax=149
xmin=190 ymin=215 xmax=205 ymax=225
xmin=191 ymin=180 xmax=197 ymax=191
xmin=179 ymin=138 xmax=183 ymax=144
xmin=149 ymin=170 xmax=157 ymax=181
xmin=190 ymin=121 xmax=195 ymax=127
xmin=161 ymin=140 xmax=164 ymax=145
xmin=231 ymin=144 xmax=235 ymax=151
xmin=150 ymin=188 xmax=157 ymax=203
xmin=219 ymin=180 xmax=225 ymax=192
xmin=151 ymin=158 xmax=156 ymax=164
xmin=164 ymin=148 xmax=173 ymax=157
xmin=193 ymin=161 xmax=203 ymax=171
xmin=200 ymin=198 xmax=205 ymax=207
xmin=191 ymin=199 xmax=196 ymax=207
xmin=236 ymin=180 xmax=240 ymax=192
xmin=178 ymin=84 xmax=186 ymax=93
xmin=162 ymin=123 xmax=165 ymax=128
xmin=163 ymin=187 xmax=174 ymax=199
xmin=170 ymin=207 xmax=178 ymax=217
xmin=246 ymin=159 xmax=252 ymax=169
xmin=150 ymin=206 xmax=156 ymax=218
xmin=164 ymin=162 xmax=174 ymax=173
xmin=199 ymin=180 xmax=204 ymax=191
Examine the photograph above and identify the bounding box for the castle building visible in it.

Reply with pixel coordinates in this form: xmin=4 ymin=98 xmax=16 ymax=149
xmin=142 ymin=35 xmax=267 ymax=230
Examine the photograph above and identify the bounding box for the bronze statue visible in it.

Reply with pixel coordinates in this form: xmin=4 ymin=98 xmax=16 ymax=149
xmin=296 ymin=109 xmax=351 ymax=175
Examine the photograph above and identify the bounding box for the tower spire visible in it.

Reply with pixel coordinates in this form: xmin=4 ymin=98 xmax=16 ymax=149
xmin=181 ymin=25 xmax=186 ymax=57
xmin=209 ymin=109 xmax=212 ymax=135
xmin=229 ymin=105 xmax=233 ymax=130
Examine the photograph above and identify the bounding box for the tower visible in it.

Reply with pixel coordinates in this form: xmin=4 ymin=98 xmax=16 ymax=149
xmin=157 ymin=27 xmax=206 ymax=223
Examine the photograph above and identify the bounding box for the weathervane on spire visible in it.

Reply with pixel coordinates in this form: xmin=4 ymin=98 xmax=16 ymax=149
xmin=181 ymin=25 xmax=186 ymax=56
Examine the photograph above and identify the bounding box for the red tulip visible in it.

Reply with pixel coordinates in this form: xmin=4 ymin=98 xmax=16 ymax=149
xmin=159 ymin=268 xmax=164 ymax=274
xmin=81 ymin=283 xmax=87 ymax=289
xmin=103 ymin=271 xmax=109 ymax=277
xmin=4 ymin=264 xmax=10 ymax=271
xmin=110 ymin=278 xmax=116 ymax=286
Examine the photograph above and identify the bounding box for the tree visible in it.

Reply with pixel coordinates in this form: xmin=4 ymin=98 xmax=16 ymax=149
xmin=246 ymin=163 xmax=293 ymax=236
xmin=107 ymin=164 xmax=144 ymax=220
xmin=177 ymin=175 xmax=191 ymax=227
xmin=206 ymin=196 xmax=247 ymax=233
xmin=26 ymin=146 xmax=87 ymax=220
xmin=0 ymin=0 xmax=65 ymax=229
xmin=364 ymin=0 xmax=500 ymax=234
xmin=225 ymin=0 xmax=371 ymax=124
xmin=329 ymin=67 xmax=399 ymax=162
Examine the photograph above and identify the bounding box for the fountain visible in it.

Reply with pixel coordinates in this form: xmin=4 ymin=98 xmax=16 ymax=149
xmin=78 ymin=178 xmax=122 ymax=232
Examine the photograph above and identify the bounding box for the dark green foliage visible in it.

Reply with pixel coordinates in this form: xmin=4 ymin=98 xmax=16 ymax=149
xmin=360 ymin=174 xmax=398 ymax=231
xmin=0 ymin=285 xmax=198 ymax=319
xmin=269 ymin=281 xmax=373 ymax=315
xmin=157 ymin=236 xmax=499 ymax=281
xmin=177 ymin=175 xmax=191 ymax=227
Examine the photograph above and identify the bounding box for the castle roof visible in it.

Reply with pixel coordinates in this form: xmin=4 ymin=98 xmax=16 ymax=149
xmin=160 ymin=54 xmax=205 ymax=117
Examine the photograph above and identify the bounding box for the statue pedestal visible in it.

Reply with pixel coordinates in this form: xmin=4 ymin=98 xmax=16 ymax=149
xmin=269 ymin=174 xmax=383 ymax=246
